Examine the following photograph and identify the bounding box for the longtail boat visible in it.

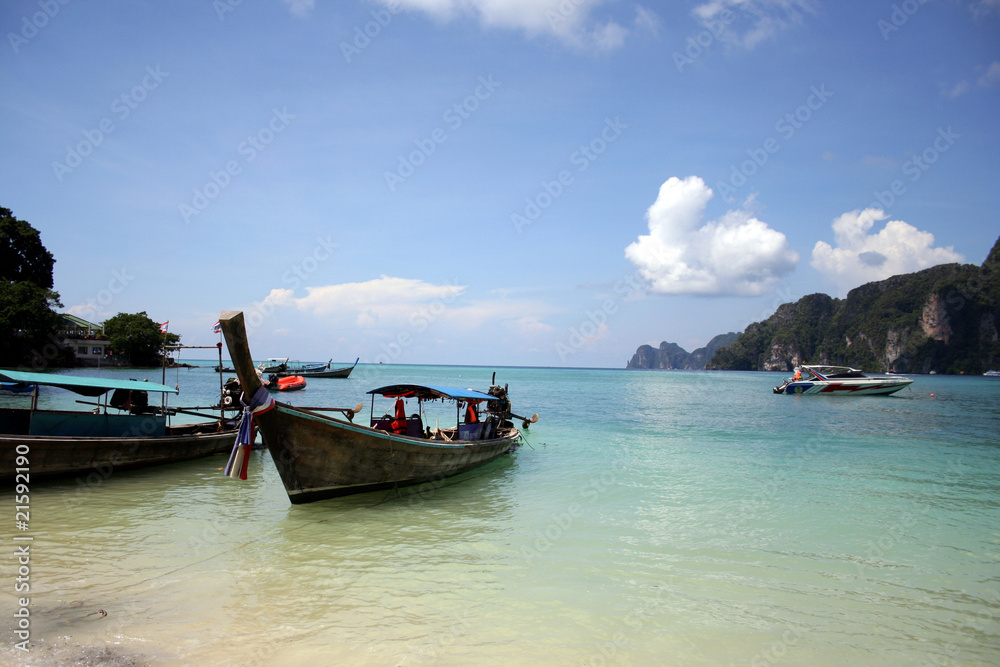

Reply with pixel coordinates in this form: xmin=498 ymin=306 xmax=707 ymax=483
xmin=0 ymin=371 xmax=237 ymax=482
xmin=276 ymin=358 xmax=359 ymax=379
xmin=219 ymin=310 xmax=534 ymax=504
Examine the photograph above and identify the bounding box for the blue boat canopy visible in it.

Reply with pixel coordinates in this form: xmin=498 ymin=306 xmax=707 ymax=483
xmin=367 ymin=384 xmax=498 ymax=402
xmin=0 ymin=370 xmax=178 ymax=397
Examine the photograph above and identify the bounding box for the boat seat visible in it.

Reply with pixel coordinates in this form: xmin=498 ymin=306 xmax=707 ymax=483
xmin=406 ymin=414 xmax=423 ymax=438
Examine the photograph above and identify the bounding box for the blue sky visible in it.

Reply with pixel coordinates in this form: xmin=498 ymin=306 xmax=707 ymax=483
xmin=2 ymin=0 xmax=998 ymax=368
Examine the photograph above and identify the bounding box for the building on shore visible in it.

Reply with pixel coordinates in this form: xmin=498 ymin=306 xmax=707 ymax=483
xmin=57 ymin=314 xmax=109 ymax=366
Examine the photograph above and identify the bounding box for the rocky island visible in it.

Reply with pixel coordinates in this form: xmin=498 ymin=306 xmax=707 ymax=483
xmin=628 ymin=236 xmax=1000 ymax=375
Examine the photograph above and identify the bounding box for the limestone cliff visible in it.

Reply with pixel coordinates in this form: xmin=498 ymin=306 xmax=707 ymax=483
xmin=627 ymin=332 xmax=740 ymax=370
xmin=707 ymin=236 xmax=1000 ymax=374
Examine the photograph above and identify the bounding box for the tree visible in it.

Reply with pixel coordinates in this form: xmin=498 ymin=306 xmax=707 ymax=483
xmin=103 ymin=312 xmax=178 ymax=366
xmin=0 ymin=208 xmax=62 ymax=366
xmin=1 ymin=207 xmax=56 ymax=288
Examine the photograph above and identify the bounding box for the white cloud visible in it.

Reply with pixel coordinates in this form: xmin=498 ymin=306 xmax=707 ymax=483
xmin=692 ymin=0 xmax=814 ymax=48
xmin=979 ymin=62 xmax=1000 ymax=88
xmin=941 ymin=80 xmax=971 ymax=98
xmin=624 ymin=176 xmax=800 ymax=296
xmin=378 ymin=0 xmax=629 ymax=52
xmin=283 ymin=0 xmax=315 ymax=18
xmin=810 ymin=209 xmax=964 ymax=295
xmin=634 ymin=6 xmax=661 ymax=36
xmin=294 ymin=276 xmax=465 ymax=325
xmin=972 ymin=0 xmax=1000 ymax=19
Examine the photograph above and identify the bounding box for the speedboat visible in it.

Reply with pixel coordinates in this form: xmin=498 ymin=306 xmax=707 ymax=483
xmin=773 ymin=365 xmax=914 ymax=396
xmin=985 ymin=370 xmax=1000 ymax=377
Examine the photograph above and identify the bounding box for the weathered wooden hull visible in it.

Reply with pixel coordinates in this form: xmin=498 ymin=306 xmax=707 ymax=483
xmin=257 ymin=404 xmax=520 ymax=503
xmin=0 ymin=424 xmax=236 ymax=482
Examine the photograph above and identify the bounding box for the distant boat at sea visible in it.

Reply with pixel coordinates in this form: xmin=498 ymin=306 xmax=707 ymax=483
xmin=985 ymin=370 xmax=1000 ymax=377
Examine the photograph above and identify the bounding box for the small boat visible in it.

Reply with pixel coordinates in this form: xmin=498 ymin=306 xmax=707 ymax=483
xmin=219 ymin=310 xmax=535 ymax=504
xmin=291 ymin=358 xmax=359 ymax=379
xmin=773 ymin=365 xmax=914 ymax=396
xmin=985 ymin=370 xmax=1000 ymax=377
xmin=0 ymin=370 xmax=238 ymax=482
xmin=257 ymin=358 xmax=290 ymax=374
xmin=267 ymin=358 xmax=359 ymax=379
xmin=269 ymin=375 xmax=306 ymax=392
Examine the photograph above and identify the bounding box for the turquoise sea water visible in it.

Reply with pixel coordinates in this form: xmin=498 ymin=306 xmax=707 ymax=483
xmin=2 ymin=364 xmax=999 ymax=666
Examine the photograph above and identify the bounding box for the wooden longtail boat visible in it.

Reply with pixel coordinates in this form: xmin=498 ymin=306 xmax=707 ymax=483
xmin=220 ymin=310 xmax=530 ymax=504
xmin=278 ymin=358 xmax=359 ymax=379
xmin=0 ymin=371 xmax=237 ymax=482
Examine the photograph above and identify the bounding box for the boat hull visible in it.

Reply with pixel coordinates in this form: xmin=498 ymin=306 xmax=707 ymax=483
xmin=257 ymin=404 xmax=520 ymax=503
xmin=774 ymin=379 xmax=914 ymax=396
xmin=275 ymin=360 xmax=358 ymax=379
xmin=0 ymin=424 xmax=236 ymax=482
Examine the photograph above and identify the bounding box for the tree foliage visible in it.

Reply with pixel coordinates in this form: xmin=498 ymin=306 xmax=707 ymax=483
xmin=0 ymin=208 xmax=62 ymax=366
xmin=103 ymin=312 xmax=177 ymax=366
xmin=1 ymin=207 xmax=56 ymax=288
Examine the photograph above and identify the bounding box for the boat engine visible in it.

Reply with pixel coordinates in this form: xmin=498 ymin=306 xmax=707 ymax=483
xmin=488 ymin=383 xmax=512 ymax=428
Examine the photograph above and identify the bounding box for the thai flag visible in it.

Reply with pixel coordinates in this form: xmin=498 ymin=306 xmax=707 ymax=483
xmin=160 ymin=321 xmax=169 ymax=332
xmin=212 ymin=321 xmax=221 ymax=333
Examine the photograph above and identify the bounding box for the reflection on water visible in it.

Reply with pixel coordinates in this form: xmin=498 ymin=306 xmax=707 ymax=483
xmin=1 ymin=367 xmax=999 ymax=665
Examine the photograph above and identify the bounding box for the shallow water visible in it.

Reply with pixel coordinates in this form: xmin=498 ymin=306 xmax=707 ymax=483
xmin=2 ymin=365 xmax=999 ymax=665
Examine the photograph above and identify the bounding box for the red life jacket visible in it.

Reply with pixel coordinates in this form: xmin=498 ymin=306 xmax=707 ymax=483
xmin=390 ymin=398 xmax=407 ymax=435
xmin=465 ymin=402 xmax=478 ymax=424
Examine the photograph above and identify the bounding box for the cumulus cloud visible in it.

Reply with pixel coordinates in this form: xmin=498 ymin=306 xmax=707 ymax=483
xmin=378 ymin=0 xmax=629 ymax=52
xmin=692 ymin=0 xmax=814 ymax=48
xmin=624 ymin=176 xmax=800 ymax=296
xmin=810 ymin=209 xmax=964 ymax=295
xmin=293 ymin=276 xmax=465 ymax=325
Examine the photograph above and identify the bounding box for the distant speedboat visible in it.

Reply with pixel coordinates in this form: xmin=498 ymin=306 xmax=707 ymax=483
xmin=773 ymin=365 xmax=914 ymax=396
xmin=985 ymin=370 xmax=1000 ymax=377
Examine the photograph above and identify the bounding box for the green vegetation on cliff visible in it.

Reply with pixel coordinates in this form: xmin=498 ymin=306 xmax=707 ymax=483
xmin=707 ymin=237 xmax=1000 ymax=374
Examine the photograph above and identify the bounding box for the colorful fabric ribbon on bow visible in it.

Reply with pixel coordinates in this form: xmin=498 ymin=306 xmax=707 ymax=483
xmin=223 ymin=385 xmax=275 ymax=480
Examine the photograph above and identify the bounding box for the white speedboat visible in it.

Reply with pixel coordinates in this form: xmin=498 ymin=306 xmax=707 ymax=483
xmin=773 ymin=365 xmax=914 ymax=396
